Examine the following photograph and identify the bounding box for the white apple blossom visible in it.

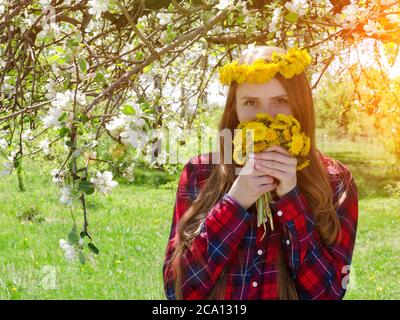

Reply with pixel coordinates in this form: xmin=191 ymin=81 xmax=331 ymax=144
xmin=269 ymin=8 xmax=282 ymax=33
xmin=39 ymin=138 xmax=50 ymax=154
xmin=387 ymin=14 xmax=399 ymax=23
xmin=42 ymin=107 xmax=63 ymax=129
xmin=285 ymin=0 xmax=309 ymax=16
xmin=380 ymin=0 xmax=396 ymax=5
xmin=0 ymin=1 xmax=6 ymax=15
xmin=137 ymin=15 xmax=148 ymax=27
xmin=88 ymin=0 xmax=109 ymax=19
xmin=0 ymin=138 xmax=8 ymax=149
xmin=41 ymin=90 xmax=79 ymax=129
xmin=59 ymin=239 xmax=77 ymax=261
xmin=335 ymin=4 xmax=367 ymax=29
xmin=39 ymin=0 xmax=51 ymax=7
xmin=60 ymin=187 xmax=73 ymax=205
xmin=79 ymin=238 xmax=84 ymax=246
xmin=105 ymin=116 xmax=127 ymax=132
xmin=216 ymin=0 xmax=233 ymax=10
xmin=105 ymin=105 xmax=146 ymax=143
xmin=44 ymin=79 xmax=56 ymax=99
xmin=363 ymin=19 xmax=380 ymax=36
xmin=21 ymin=129 xmax=33 ymax=141
xmin=51 ymin=169 xmax=65 ymax=185
xmin=120 ymin=129 xmax=148 ymax=148
xmin=122 ymin=163 xmax=135 ymax=182
xmin=156 ymin=12 xmax=172 ymax=25
xmin=159 ymin=30 xmax=169 ymax=45
xmin=90 ymin=171 xmax=118 ymax=194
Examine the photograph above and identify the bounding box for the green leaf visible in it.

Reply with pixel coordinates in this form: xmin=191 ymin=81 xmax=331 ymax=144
xmin=284 ymin=12 xmax=298 ymax=22
xmin=79 ymin=251 xmax=86 ymax=265
xmin=88 ymin=243 xmax=99 ymax=255
xmin=79 ymin=114 xmax=89 ymax=123
xmin=48 ymin=54 xmax=60 ymax=62
xmin=78 ymin=181 xmax=95 ymax=195
xmin=58 ymin=127 xmax=70 ymax=138
xmin=166 ymin=24 xmax=173 ymax=34
xmin=65 ymin=140 xmax=75 ymax=148
xmin=135 ymin=51 xmax=144 ymax=60
xmin=54 ymin=46 xmax=65 ymax=54
xmin=68 ymin=229 xmax=79 ymax=245
xmin=167 ymin=2 xmax=174 ymax=12
xmin=236 ymin=13 xmax=244 ymax=24
xmin=66 ymin=39 xmax=80 ymax=48
xmin=79 ymin=58 xmax=88 ymax=74
xmin=58 ymin=112 xmax=67 ymax=122
xmin=120 ymin=104 xmax=136 ymax=115
xmin=94 ymin=72 xmax=105 ymax=83
xmin=143 ymin=63 xmax=153 ymax=74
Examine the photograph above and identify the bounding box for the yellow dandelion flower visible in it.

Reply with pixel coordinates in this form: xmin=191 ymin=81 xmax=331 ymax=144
xmin=237 ymin=120 xmax=254 ymax=130
xmin=264 ymin=127 xmax=278 ymax=142
xmin=218 ymin=61 xmax=249 ymax=85
xmin=297 ymin=159 xmax=310 ymax=171
xmin=282 ymin=128 xmax=292 ymax=141
xmin=270 ymin=139 xmax=281 ymax=147
xmin=291 ymin=125 xmax=300 ymax=135
xmin=245 ymin=59 xmax=279 ymax=83
xmin=288 ymin=133 xmax=304 ymax=156
xmin=254 ymin=141 xmax=269 ymax=153
xmin=300 ymin=134 xmax=311 ymax=156
xmin=273 ymin=47 xmax=311 ymax=79
xmin=275 ymin=113 xmax=293 ymax=125
xmin=291 ymin=116 xmax=301 ymax=129
xmin=242 ymin=122 xmax=268 ymax=142
xmin=255 ymin=112 xmax=275 ymax=124
xmin=233 ymin=128 xmax=246 ymax=146
xmin=233 ymin=145 xmax=246 ymax=165
xmin=270 ymin=123 xmax=287 ymax=130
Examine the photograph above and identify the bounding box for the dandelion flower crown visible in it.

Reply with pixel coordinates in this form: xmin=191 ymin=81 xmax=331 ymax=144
xmin=218 ymin=46 xmax=312 ymax=86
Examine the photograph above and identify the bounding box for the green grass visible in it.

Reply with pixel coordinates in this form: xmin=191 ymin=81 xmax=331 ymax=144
xmin=0 ymin=167 xmax=176 ymax=299
xmin=318 ymin=135 xmax=400 ymax=299
xmin=0 ymin=135 xmax=399 ymax=299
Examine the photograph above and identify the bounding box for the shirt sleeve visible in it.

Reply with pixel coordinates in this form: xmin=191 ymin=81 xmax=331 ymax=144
xmin=270 ymin=171 xmax=359 ymax=300
xmin=162 ymin=160 xmax=253 ymax=300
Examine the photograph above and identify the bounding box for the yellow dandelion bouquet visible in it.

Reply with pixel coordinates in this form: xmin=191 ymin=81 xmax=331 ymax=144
xmin=232 ymin=112 xmax=311 ymax=237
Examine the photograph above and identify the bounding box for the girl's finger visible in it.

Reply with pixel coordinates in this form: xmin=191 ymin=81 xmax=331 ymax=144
xmin=254 ymin=150 xmax=296 ymax=166
xmin=253 ymin=175 xmax=274 ymax=184
xmin=255 ymin=159 xmax=295 ymax=174
xmin=251 ymin=166 xmax=275 ymax=178
xmin=238 ymin=158 xmax=256 ymax=176
xmin=257 ymin=183 xmax=277 ymax=194
xmin=263 ymin=144 xmax=290 ymax=155
xmin=254 ymin=163 xmax=290 ymax=181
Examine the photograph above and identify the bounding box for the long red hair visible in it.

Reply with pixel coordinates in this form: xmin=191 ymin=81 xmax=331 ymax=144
xmin=169 ymin=46 xmax=342 ymax=299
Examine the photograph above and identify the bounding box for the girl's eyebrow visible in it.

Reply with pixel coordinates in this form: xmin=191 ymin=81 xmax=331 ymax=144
xmin=240 ymin=94 xmax=288 ymax=100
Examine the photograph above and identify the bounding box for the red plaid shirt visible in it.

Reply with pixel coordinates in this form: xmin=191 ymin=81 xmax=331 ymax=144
xmin=163 ymin=150 xmax=358 ymax=300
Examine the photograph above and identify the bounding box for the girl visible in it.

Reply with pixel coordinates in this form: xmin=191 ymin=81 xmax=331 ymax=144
xmin=162 ymin=45 xmax=359 ymax=300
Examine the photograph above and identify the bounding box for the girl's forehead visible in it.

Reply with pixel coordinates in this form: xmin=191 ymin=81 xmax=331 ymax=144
xmin=236 ymin=78 xmax=287 ymax=99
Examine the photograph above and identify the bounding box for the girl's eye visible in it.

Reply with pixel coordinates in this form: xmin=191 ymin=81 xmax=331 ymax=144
xmin=244 ymin=100 xmax=258 ymax=107
xmin=272 ymin=98 xmax=288 ymax=105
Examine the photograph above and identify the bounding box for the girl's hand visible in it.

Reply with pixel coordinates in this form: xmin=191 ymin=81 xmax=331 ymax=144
xmin=228 ymin=157 xmax=278 ymax=210
xmin=253 ymin=145 xmax=298 ymax=199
